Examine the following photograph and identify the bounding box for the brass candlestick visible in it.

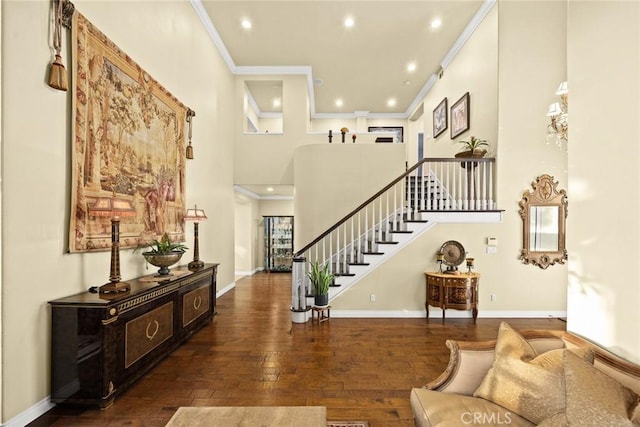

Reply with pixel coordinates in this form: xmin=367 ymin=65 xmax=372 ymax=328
xmin=466 ymin=257 xmax=475 ymax=274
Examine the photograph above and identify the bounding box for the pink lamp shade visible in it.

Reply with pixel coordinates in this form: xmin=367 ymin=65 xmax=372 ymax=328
xmin=89 ymin=196 xmax=136 ymax=218
xmin=184 ymin=206 xmax=208 ymax=222
xmin=88 ymin=194 xmax=136 ymax=293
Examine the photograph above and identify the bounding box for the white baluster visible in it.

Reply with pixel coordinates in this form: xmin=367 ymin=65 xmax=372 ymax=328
xmin=343 ymin=222 xmax=347 ymax=273
xmin=426 ymin=163 xmax=431 ymax=210
xmin=378 ymin=197 xmax=382 ymax=241
xmin=489 ymin=162 xmax=494 ymax=210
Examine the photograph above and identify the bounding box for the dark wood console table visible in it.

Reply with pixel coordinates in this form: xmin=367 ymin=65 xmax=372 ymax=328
xmin=424 ymin=271 xmax=479 ymax=324
xmin=48 ymin=263 xmax=218 ymax=408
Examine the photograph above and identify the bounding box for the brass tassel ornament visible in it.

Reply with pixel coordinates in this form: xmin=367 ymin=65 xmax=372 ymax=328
xmin=48 ymin=0 xmax=68 ymax=91
xmin=186 ymin=109 xmax=196 ymax=159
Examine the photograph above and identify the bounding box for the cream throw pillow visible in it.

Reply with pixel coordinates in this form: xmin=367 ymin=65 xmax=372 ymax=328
xmin=473 ymin=322 xmax=594 ymax=424
xmin=562 ymin=350 xmax=637 ymax=426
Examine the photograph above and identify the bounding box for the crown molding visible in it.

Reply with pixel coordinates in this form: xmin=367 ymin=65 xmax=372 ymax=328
xmin=190 ymin=0 xmax=237 ymax=73
xmin=191 ymin=0 xmax=496 ymax=120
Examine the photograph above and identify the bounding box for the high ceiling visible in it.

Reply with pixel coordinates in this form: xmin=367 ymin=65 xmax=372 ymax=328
xmin=197 ymin=0 xmax=488 ymax=118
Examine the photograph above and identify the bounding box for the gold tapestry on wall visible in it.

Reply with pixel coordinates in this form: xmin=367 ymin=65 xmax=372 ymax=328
xmin=69 ymin=12 xmax=187 ymax=252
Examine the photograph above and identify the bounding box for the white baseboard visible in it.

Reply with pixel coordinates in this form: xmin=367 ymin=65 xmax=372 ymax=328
xmin=331 ymin=309 xmax=567 ymax=319
xmin=216 ymin=281 xmax=236 ymax=298
xmin=3 ymin=396 xmax=55 ymax=427
xmin=234 ymin=267 xmax=262 ymax=277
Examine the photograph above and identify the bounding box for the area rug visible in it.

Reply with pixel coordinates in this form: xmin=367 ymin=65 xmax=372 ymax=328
xmin=167 ymin=406 xmax=369 ymax=426
xmin=327 ymin=422 xmax=369 ymax=427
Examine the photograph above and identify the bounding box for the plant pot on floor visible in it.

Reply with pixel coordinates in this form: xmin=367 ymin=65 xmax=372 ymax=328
xmin=314 ymin=293 xmax=329 ymax=307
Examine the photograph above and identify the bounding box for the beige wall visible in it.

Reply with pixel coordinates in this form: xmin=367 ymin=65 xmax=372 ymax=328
xmin=331 ymin=2 xmax=569 ymax=315
xmin=405 ymin=5 xmax=499 ymax=165
xmin=234 ymin=192 xmax=260 ymax=274
xmin=1 ymin=0 xmax=235 ymax=422
xmin=293 ymin=144 xmax=406 ymax=250
xmin=566 ymin=1 xmax=640 ymax=363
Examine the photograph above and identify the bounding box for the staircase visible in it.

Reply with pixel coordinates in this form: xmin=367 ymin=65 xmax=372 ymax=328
xmin=291 ymin=157 xmax=501 ymax=318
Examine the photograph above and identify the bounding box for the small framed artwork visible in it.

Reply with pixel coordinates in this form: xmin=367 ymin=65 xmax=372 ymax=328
xmin=368 ymin=126 xmax=404 ymax=143
xmin=432 ymin=97 xmax=448 ymax=138
xmin=450 ymin=92 xmax=470 ymax=139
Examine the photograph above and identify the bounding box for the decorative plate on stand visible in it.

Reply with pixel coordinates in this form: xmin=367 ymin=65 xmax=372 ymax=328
xmin=439 ymin=240 xmax=466 ymax=272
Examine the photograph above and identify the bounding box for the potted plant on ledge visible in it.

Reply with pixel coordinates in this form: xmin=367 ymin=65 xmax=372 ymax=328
xmin=137 ymin=233 xmax=188 ymax=276
xmin=308 ymin=261 xmax=333 ymax=307
xmin=455 ymin=136 xmax=489 ymax=159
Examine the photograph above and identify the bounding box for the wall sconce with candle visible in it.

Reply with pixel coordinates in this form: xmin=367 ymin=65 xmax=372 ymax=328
xmin=547 ymin=81 xmax=568 ymax=148
xmin=88 ymin=192 xmax=137 ymax=293
xmin=184 ymin=205 xmax=207 ymax=270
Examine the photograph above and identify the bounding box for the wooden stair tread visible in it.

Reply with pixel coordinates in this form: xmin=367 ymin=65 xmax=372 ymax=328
xmin=362 ymin=251 xmax=384 ymax=255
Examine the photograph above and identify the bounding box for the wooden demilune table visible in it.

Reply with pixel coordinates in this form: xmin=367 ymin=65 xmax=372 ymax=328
xmin=424 ymin=271 xmax=480 ymax=324
xmin=48 ymin=264 xmax=218 ymax=408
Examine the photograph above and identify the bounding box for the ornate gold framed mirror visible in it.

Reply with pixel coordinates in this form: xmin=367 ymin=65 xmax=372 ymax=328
xmin=519 ymin=174 xmax=567 ymax=269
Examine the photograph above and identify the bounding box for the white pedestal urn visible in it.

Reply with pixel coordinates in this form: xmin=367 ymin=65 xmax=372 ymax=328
xmin=291 ymin=307 xmax=311 ymax=323
xmin=291 ymin=257 xmax=311 ymax=323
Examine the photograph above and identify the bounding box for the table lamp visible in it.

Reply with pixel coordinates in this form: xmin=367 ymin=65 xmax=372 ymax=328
xmin=88 ymin=193 xmax=137 ymax=293
xmin=184 ymin=205 xmax=207 ymax=270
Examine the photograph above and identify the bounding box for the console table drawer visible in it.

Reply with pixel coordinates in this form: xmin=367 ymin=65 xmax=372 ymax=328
xmin=424 ymin=272 xmax=480 ymax=324
xmin=125 ymin=302 xmax=173 ymax=368
xmin=183 ymin=284 xmax=210 ymax=327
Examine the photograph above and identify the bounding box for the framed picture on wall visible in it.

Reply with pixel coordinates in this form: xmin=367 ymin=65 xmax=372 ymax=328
xmin=432 ymin=97 xmax=448 ymax=138
xmin=450 ymin=92 xmax=470 ymax=139
xmin=368 ymin=126 xmax=404 ymax=143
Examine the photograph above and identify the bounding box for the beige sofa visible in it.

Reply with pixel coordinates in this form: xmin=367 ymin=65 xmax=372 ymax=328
xmin=411 ymin=323 xmax=640 ymax=426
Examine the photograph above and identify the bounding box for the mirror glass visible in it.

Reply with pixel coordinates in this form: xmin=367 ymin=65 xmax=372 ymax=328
xmin=529 ymin=206 xmax=559 ymax=252
xmin=243 ymin=80 xmax=283 ymax=134
xmin=519 ymin=174 xmax=567 ymax=269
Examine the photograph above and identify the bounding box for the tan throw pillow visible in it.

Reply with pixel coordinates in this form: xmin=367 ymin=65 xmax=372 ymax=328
xmin=473 ymin=322 xmax=594 ymax=424
xmin=562 ymin=350 xmax=637 ymax=426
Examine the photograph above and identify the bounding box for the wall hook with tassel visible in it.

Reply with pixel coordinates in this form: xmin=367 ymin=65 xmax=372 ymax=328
xmin=48 ymin=0 xmax=68 ymax=91
xmin=186 ymin=109 xmax=196 ymax=159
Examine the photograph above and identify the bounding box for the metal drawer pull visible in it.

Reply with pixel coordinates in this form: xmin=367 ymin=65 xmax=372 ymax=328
xmin=193 ymin=295 xmax=202 ymax=310
xmin=145 ymin=320 xmax=159 ymax=340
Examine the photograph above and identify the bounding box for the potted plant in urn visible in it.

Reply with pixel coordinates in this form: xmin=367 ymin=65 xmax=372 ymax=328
xmin=307 ymin=261 xmax=333 ymax=307
xmin=137 ymin=233 xmax=188 ymax=276
xmin=455 ymin=136 xmax=489 ymax=159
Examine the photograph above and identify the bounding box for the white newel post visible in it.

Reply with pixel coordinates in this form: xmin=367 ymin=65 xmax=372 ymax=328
xmin=291 ymin=257 xmax=310 ymax=323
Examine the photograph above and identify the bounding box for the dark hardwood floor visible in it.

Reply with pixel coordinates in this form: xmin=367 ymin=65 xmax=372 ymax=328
xmin=30 ymin=272 xmax=566 ymax=426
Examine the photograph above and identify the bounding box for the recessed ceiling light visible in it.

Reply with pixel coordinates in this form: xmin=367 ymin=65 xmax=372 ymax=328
xmin=335 ymin=99 xmax=344 ymax=107
xmin=387 ymin=98 xmax=397 ymax=107
xmin=344 ymin=17 xmax=355 ymax=28
xmin=407 ymin=62 xmax=417 ymax=72
xmin=266 ymin=187 xmax=274 ymax=192
xmin=241 ymin=19 xmax=252 ymax=29
xmin=273 ymin=98 xmax=281 ymax=108
xmin=431 ymin=18 xmax=442 ymax=29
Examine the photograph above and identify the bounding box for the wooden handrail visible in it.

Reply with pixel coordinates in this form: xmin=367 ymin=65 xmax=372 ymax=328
xmin=294 ymin=157 xmax=494 ymax=256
